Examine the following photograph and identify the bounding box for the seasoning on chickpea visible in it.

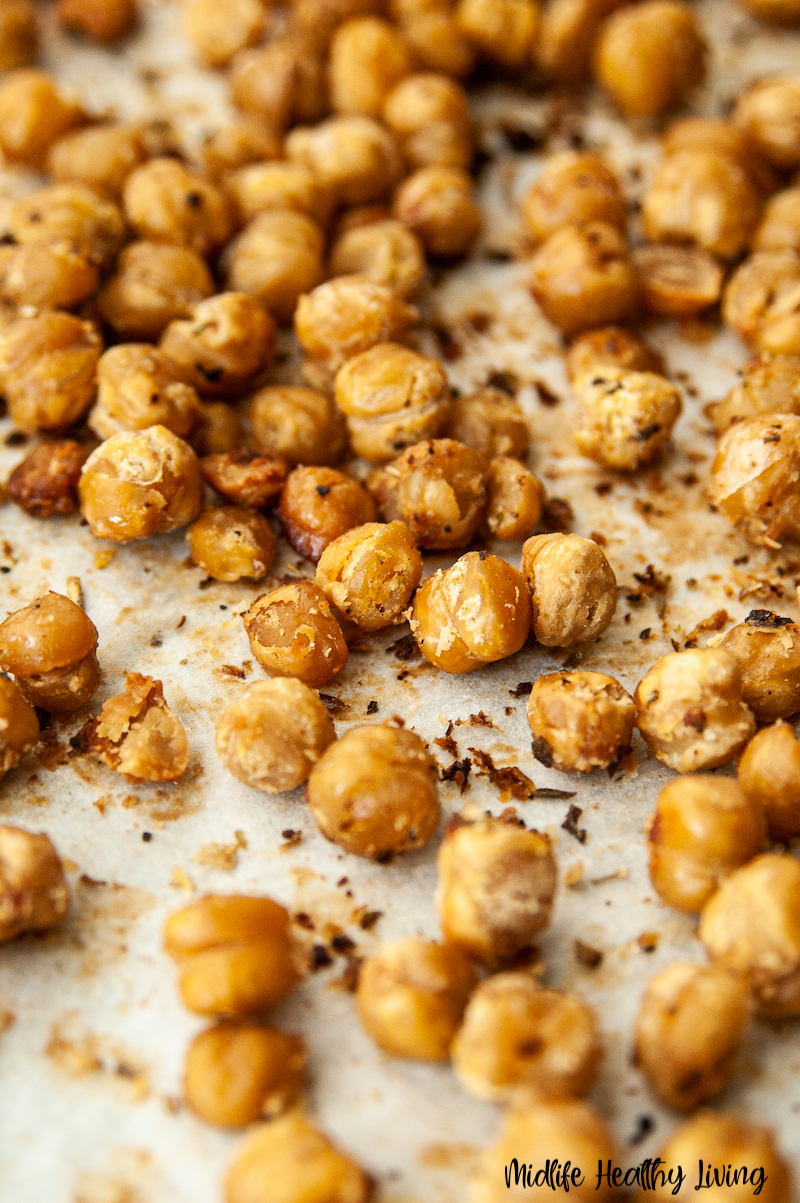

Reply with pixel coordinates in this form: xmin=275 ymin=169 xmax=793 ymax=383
xmin=279 ymin=466 xmax=377 ymax=563
xmin=0 ymin=69 xmax=84 ymax=166
xmin=224 ymin=210 xmax=325 ymax=325
xmin=90 ymin=344 xmax=202 ymax=442
xmin=708 ymin=413 xmax=800 ymax=547
xmin=0 ymin=825 xmax=69 ymax=943
xmin=527 ymin=671 xmax=635 ymax=773
xmin=0 ymin=311 xmax=101 ymax=434
xmin=187 ymin=507 xmax=276 ymax=583
xmin=456 ymin=0 xmax=539 ymax=69
xmin=99 ymin=241 xmax=215 ymax=341
xmin=722 ymin=250 xmax=800 ymax=355
xmin=185 ymin=1023 xmax=306 ymax=1128
xmin=7 ymin=439 xmax=87 ymax=518
xmin=10 ymin=183 xmax=125 ymax=271
xmin=484 ymin=457 xmax=544 ymax=540
xmin=0 ymin=242 xmax=98 ymax=311
xmin=709 ymin=354 xmax=800 ymax=432
xmin=294 ymin=275 xmax=417 ymax=373
xmin=248 ymin=386 xmax=348 ymax=467
xmin=739 ymin=721 xmax=800 ymax=842
xmin=529 ymin=222 xmax=639 ymax=337
xmin=633 ymin=245 xmax=724 ymax=317
xmin=315 ymin=521 xmax=422 ymax=631
xmin=0 ymin=0 xmax=36 ymax=72
xmin=286 ymin=115 xmax=403 ymax=206
xmin=709 ymin=610 xmax=800 ymax=721
xmin=572 ymin=368 xmax=682 ymax=472
xmin=522 ymin=152 xmax=627 ymax=246
xmin=368 ymin=438 xmax=487 ymax=549
xmin=184 ymin=0 xmax=264 ymax=68
xmin=383 ymin=73 xmax=473 ymax=170
xmin=0 ymin=677 xmax=39 ymax=781
xmin=0 ymin=592 xmax=100 ymax=713
xmin=734 ymin=77 xmax=800 ymax=171
xmin=56 ymin=0 xmax=138 ymax=41
xmin=201 ymin=451 xmax=287 ymax=510
xmin=522 ymin=533 xmax=618 ymax=647
xmin=160 ymin=293 xmax=275 ymax=398
xmin=123 ymin=158 xmax=232 ymax=257
xmin=593 ymin=0 xmax=705 ymax=118
xmin=445 ymin=386 xmax=529 ymax=460
xmin=329 ymin=16 xmax=414 ymax=117
xmin=393 ymin=166 xmax=482 ymax=258
xmin=306 ymin=724 xmax=440 ymax=860
xmin=243 ymin=580 xmax=349 ymax=689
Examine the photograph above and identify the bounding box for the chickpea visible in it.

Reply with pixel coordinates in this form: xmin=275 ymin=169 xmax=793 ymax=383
xmin=710 ymin=611 xmax=800 ymax=721
xmin=0 ymin=825 xmax=69 ymax=943
xmin=0 ymin=0 xmax=36 ymax=72
xmin=248 ymin=386 xmax=347 ymax=467
xmin=194 ymin=121 xmax=281 ymax=182
xmin=0 ymin=242 xmax=98 ymax=311
xmin=368 ymin=438 xmax=487 ymax=550
xmin=383 ymin=73 xmax=473 ymax=170
xmin=315 ymin=521 xmax=422 ymax=630
xmin=566 ymin=325 xmax=663 ymax=383
xmin=634 ymin=963 xmax=751 ymax=1112
xmin=56 ymin=0 xmax=137 ymax=41
xmin=662 ymin=115 xmax=779 ymax=196
xmin=400 ymin=8 xmax=476 ymax=80
xmin=572 ymin=367 xmax=682 ymax=472
xmin=294 ymin=276 xmax=417 ymax=374
xmin=739 ymin=721 xmax=800 ymax=841
xmin=89 ymin=344 xmax=201 ymax=442
xmin=526 ymin=670 xmax=636 ymax=774
xmin=753 ymin=187 xmax=800 ymax=254
xmin=164 ymin=895 xmax=304 ymax=1018
xmin=230 ymin=35 xmax=328 ymax=136
xmin=633 ymin=245 xmax=724 ymax=317
xmin=436 ymin=815 xmax=557 ymax=968
xmin=445 ymin=387 xmax=529 ymax=461
xmin=82 ymin=672 xmax=189 ymax=782
xmin=330 ymin=220 xmax=426 ymax=297
xmin=123 ymin=159 xmax=232 ymax=258
xmin=160 ymin=293 xmax=275 ymax=398
xmin=185 ymin=1023 xmax=305 ymax=1128
xmin=224 ymin=211 xmax=325 ymax=325
xmin=329 ymin=17 xmax=414 ymax=117
xmin=286 ymin=116 xmax=403 ymax=206
xmin=722 ymin=251 xmax=800 ymax=355
xmin=522 ymin=152 xmax=627 ymax=246
xmin=648 ymin=777 xmax=764 ymax=913
xmin=452 ymin=974 xmax=600 ymax=1103
xmin=79 ymin=425 xmax=204 ymax=542
xmin=521 ymin=533 xmax=617 ymax=647
xmin=709 ymin=354 xmax=800 ymax=432
xmin=0 ymin=592 xmax=99 ymax=713
xmin=734 ymin=78 xmax=800 ymax=171
xmin=224 ymin=1112 xmax=372 ymax=1203
xmin=188 ymin=507 xmax=276 ymax=583
xmin=243 ymin=580 xmax=349 ymax=689
xmin=7 ymin=440 xmax=88 ymax=518
xmin=0 ymin=311 xmax=101 ymax=434
xmin=279 ymin=466 xmax=377 ymax=563
xmin=356 ymin=939 xmax=476 ymax=1060
xmin=99 ymin=241 xmax=215 ymax=341
xmin=593 ymin=0 xmax=705 ymax=118
xmin=456 ymin=0 xmax=539 ymax=69
xmin=0 ymin=677 xmax=39 ymax=780
xmin=536 ymin=0 xmax=617 ymax=85
xmin=393 ymin=166 xmax=482 ymax=258
xmin=10 ymin=183 xmax=126 ymax=270
xmin=226 ymin=162 xmax=332 ymax=227
xmin=485 ymin=457 xmax=544 ymax=540
xmin=634 ymin=648 xmax=756 ymax=773
xmin=201 ymin=451 xmax=286 ymax=510
xmin=0 ymin=69 xmax=84 ymax=166
xmin=739 ymin=0 xmax=800 ymax=20
xmin=184 ymin=0 xmax=264 ymax=68
xmin=46 ymin=122 xmax=145 ymax=200
xmin=195 ymin=402 xmax=245 ymax=457
xmin=529 ymin=222 xmax=639 ymax=337
xmin=708 ymin=413 xmax=800 ymax=547
xmin=335 ymin=343 xmax=450 ymax=462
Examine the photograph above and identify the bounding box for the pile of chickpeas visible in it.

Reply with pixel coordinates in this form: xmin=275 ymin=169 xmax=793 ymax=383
xmin=2 ymin=0 xmax=800 ymax=1196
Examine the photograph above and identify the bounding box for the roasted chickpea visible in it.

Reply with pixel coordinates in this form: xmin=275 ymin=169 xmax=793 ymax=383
xmin=436 ymin=815 xmax=557 ymax=968
xmin=529 ymin=222 xmax=639 ymax=337
xmin=648 ymin=777 xmax=764 ymax=913
xmin=82 ymin=673 xmax=189 ymax=782
xmin=399 ymin=7 xmax=476 ymax=80
xmin=444 ymin=386 xmax=529 ymax=460
xmin=572 ymin=367 xmax=682 ymax=471
xmin=723 ymin=251 xmax=800 ymax=355
xmin=521 ymin=533 xmax=618 ymax=647
xmin=10 ymin=183 xmax=125 ymax=271
xmin=329 ymin=17 xmax=414 ymax=117
xmin=393 ymin=166 xmax=482 ymax=258
xmin=383 ymin=73 xmax=473 ymax=170
xmin=0 ymin=677 xmax=39 ymax=780
xmin=188 ymin=507 xmax=276 ymax=583
xmin=294 ymin=275 xmax=417 ymax=374
xmin=279 ymin=466 xmax=377 ymax=562
xmin=356 ymin=939 xmax=476 ymax=1059
xmin=456 ymin=0 xmax=539 ymax=68
xmin=0 ymin=69 xmax=84 ymax=166
xmin=753 ymin=187 xmax=800 ymax=254
xmin=224 ymin=211 xmax=325 ymax=325
xmin=0 ymin=311 xmax=100 ymax=434
xmin=0 ymin=0 xmax=36 ymax=72
xmin=99 ymin=241 xmax=215 ymax=341
xmin=56 ymin=0 xmax=137 ymax=41
xmin=185 ymin=1023 xmax=305 ymax=1128
xmin=0 ymin=825 xmax=69 ymax=943
xmin=536 ymin=0 xmax=618 ymax=85
xmin=226 ymin=162 xmax=332 ymax=227
xmin=195 ymin=402 xmax=245 ymax=457
xmin=633 ymin=245 xmax=724 ymax=317
xmin=330 ymin=220 xmax=426 ymax=297
xmin=243 ymin=580 xmax=349 ymax=689
xmin=739 ymin=721 xmax=800 ymax=841
xmin=662 ymin=115 xmax=778 ymax=193
xmin=527 ymin=670 xmax=635 ymax=773
xmin=452 ymin=974 xmax=601 ymax=1103
xmin=0 ymin=592 xmax=99 ymax=713
xmin=485 ymin=457 xmax=544 ymax=540
xmin=522 ymin=152 xmax=627 ymax=246
xmin=79 ymin=425 xmax=203 ymax=542
xmin=370 ymin=438 xmax=487 ymax=549
xmin=709 ymin=355 xmax=800 ymax=432
xmin=248 ymin=386 xmax=347 ymax=467
xmin=195 ymin=120 xmax=281 ymax=181
xmin=738 ymin=0 xmax=800 ymax=20
xmin=593 ymin=0 xmax=705 ymax=118
xmin=184 ymin=0 xmax=264 ymax=67
xmin=734 ymin=78 xmax=800 ymax=171
xmin=230 ymin=33 xmax=328 ymax=135
xmin=634 ymin=648 xmax=756 ymax=773
xmin=0 ymin=242 xmax=98 ymax=311
xmin=123 ymin=158 xmax=231 ymax=257
xmin=710 ymin=611 xmax=800 ymax=721
xmin=708 ymin=413 xmax=800 ymax=547
xmin=160 ymin=293 xmax=275 ymax=398
xmin=286 ymin=116 xmax=403 ymax=206
xmin=315 ymin=521 xmax=422 ymax=630
xmin=7 ymin=440 xmax=87 ymax=520
xmin=90 ymin=344 xmax=202 ymax=441
xmin=46 ymin=123 xmax=145 ymax=200
xmin=565 ymin=326 xmax=663 ymax=383
xmin=201 ymin=451 xmax=287 ymax=510
xmin=642 ymin=150 xmax=761 ymax=262
xmin=165 ymin=895 xmax=304 ymax=1018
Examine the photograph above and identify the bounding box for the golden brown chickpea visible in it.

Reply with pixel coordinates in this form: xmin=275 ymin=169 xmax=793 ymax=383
xmin=436 ymin=815 xmax=557 ymax=968
xmin=383 ymin=73 xmax=473 ymax=170
xmin=565 ymin=325 xmax=663 ymax=383
xmin=411 ymin=551 xmax=531 ymax=673
xmin=452 ymin=974 xmax=601 ymax=1103
xmin=485 ymin=457 xmax=544 ymax=540
xmin=648 ymin=776 xmax=765 ymax=913
xmin=356 ymin=939 xmax=477 ymax=1060
xmin=123 ymin=159 xmax=232 ymax=258
xmin=633 ymin=244 xmax=724 ymax=317
xmin=753 ymin=187 xmax=800 ymax=254
xmin=335 ymin=343 xmax=450 ymax=462
xmin=400 ymin=7 xmax=476 ymax=80
xmin=243 ymin=580 xmax=349 ymax=689
xmin=7 ymin=440 xmax=88 ymax=519
xmin=10 ymin=183 xmax=125 ymax=270
xmin=723 ymin=251 xmax=800 ymax=355
xmin=0 ymin=0 xmax=36 ymax=72
xmin=226 ymin=162 xmax=333 ymax=227
xmin=160 ymin=293 xmax=275 ymax=398
xmin=307 ymin=724 xmax=440 ymax=860
xmin=521 ymin=533 xmax=617 ymax=647
xmin=529 ymin=222 xmax=639 ymax=337
xmin=740 ymin=721 xmax=800 ymax=841
xmin=82 ymin=673 xmax=190 ymax=782
xmin=201 ymin=451 xmax=287 ymax=510
xmin=522 ymin=152 xmax=627 ymax=246
xmin=215 ymin=678 xmax=335 ymax=794
xmin=634 ymin=648 xmax=756 ymax=773
xmin=0 ymin=69 xmax=84 ymax=166
xmin=294 ymin=276 xmax=417 ymax=373
xmin=710 ymin=611 xmax=800 ymax=721
xmin=708 ymin=413 xmax=800 ymax=547
xmin=279 ymin=466 xmax=378 ymax=562
xmin=0 ymin=592 xmax=100 ymax=714
xmin=0 ymin=243 xmax=98 ymax=311
xmin=739 ymin=0 xmax=800 ymax=20
xmin=184 ymin=0 xmax=264 ymax=68
xmin=315 ymin=521 xmax=422 ymax=630
xmin=329 ymin=17 xmax=414 ymax=117
xmin=56 ymin=0 xmax=137 ymax=41
xmin=195 ymin=121 xmax=281 ymax=182
xmin=0 ymin=677 xmax=38 ymax=781
xmin=224 ymin=211 xmax=325 ymax=325
xmin=286 ymin=116 xmax=403 ymax=206
xmin=734 ymin=78 xmax=800 ymax=171
xmin=526 ymin=670 xmax=635 ymax=773
xmin=662 ymin=115 xmax=778 ymax=196
xmin=188 ymin=506 xmax=276 ymax=583
xmin=572 ymin=367 xmax=682 ymax=472
xmin=185 ymin=1023 xmax=305 ymax=1128
xmin=707 ymin=354 xmax=800 ymax=432
xmin=456 ymin=0 xmax=539 ymax=68
xmin=90 ymin=344 xmax=202 ymax=442
xmin=229 ymin=35 xmax=328 ymax=136
xmin=224 ymin=1112 xmax=372 ymax=1203
xmin=368 ymin=438 xmax=487 ymax=550
xmin=0 ymin=825 xmax=69 ymax=943
xmin=99 ymin=241 xmax=215 ymax=341
xmin=593 ymin=0 xmax=705 ymax=118
xmin=165 ymin=895 xmax=304 ymax=1018
xmin=79 ymin=425 xmax=204 ymax=542
xmin=444 ymin=387 xmax=529 ymax=460
xmin=194 ymin=402 xmax=245 ymax=457
xmin=0 ymin=312 xmax=101 ymax=434
xmin=46 ymin=123 xmax=146 ymax=200
xmin=329 ymin=220 xmax=426 ymax=297
xmin=393 ymin=165 xmax=482 ymax=258
xmin=634 ymin=963 xmax=751 ymax=1112
xmin=535 ymin=0 xmax=621 ymax=85
xmin=248 ymin=386 xmax=348 ymax=467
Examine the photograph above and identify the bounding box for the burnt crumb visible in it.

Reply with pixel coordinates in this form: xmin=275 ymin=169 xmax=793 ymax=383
xmin=531 ymin=735 xmax=555 ymax=769
xmin=34 ymin=708 xmax=54 ymax=731
xmin=501 ymin=124 xmax=544 ymax=152
xmin=469 ymin=747 xmax=537 ymax=801
xmin=4 ymin=430 xmax=27 ymax=446
xmin=282 ymin=828 xmax=298 ymax=839
xmin=637 ymin=931 xmax=660 ymax=953
xmin=440 ymin=757 xmax=472 ymax=793
xmin=331 ymin=933 xmax=356 ymax=956
xmin=359 ymin=910 xmax=383 ymax=931
xmin=79 ymin=873 xmax=107 ymax=888
xmin=280 ymin=830 xmax=302 ymax=850
xmin=484 ymin=248 xmax=513 ymax=263
xmin=198 ymin=576 xmax=214 ymax=590
xmin=466 ymin=311 xmax=492 ymax=333
xmin=221 ymin=664 xmax=246 ymax=679
xmin=374 ymin=849 xmax=395 ymax=864
xmin=509 ymin=681 xmax=533 ymax=697
xmin=595 ymin=481 xmax=613 ymax=496
xmin=533 ymin=379 xmax=560 ymax=407
xmin=541 ymin=497 xmax=574 ymax=533
xmin=683 ymin=706 xmax=707 ymax=732
xmin=484 ymin=368 xmax=518 ymax=395
xmin=337 ymin=876 xmax=349 ymax=887
xmin=590 ymin=531 xmax=607 ymax=546
xmin=142 ymin=831 xmax=153 ymax=842
xmin=316 ymin=484 xmax=331 ymax=497
xmin=386 ymin=633 xmax=420 ymax=661
xmin=434 ymin=722 xmax=458 ymax=758
xmin=150 ymin=635 xmax=163 ymax=648
xmin=629 ymin=1114 xmax=655 ymax=1146
xmin=294 ymin=912 xmax=315 ymax=931
xmin=431 ymin=322 xmax=462 ymax=360
xmin=366 ymin=699 xmax=378 ymax=715
xmin=745 ymin=609 xmax=794 ymax=628
xmin=627 ymin=564 xmax=671 ymax=617
xmin=311 ymin=944 xmax=333 ymax=970
xmin=573 ymin=938 xmax=603 ymax=968
xmin=319 ymin=693 xmax=347 ymax=715
xmin=562 ymin=803 xmax=587 ymax=844
xmin=683 ymin=608 xmax=729 ymax=648
xmin=639 ymin=627 xmax=651 ymax=640
xmin=533 ymin=786 xmax=577 ymax=799
xmin=733 ymin=554 xmax=749 ymax=566
xmin=465 ymin=710 xmax=496 ymax=728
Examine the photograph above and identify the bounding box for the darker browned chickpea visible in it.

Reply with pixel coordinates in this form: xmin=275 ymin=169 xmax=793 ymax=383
xmin=90 ymin=344 xmax=202 ymax=441
xmin=0 ymin=0 xmax=37 ymax=72
xmin=522 ymin=533 xmax=617 ymax=646
xmin=723 ymin=251 xmax=800 ymax=355
xmin=224 ymin=211 xmax=325 ymax=325
xmin=164 ymin=895 xmax=304 ymax=1018
xmin=99 ymin=241 xmax=215 ymax=341
xmin=572 ymin=368 xmax=682 ymax=471
xmin=0 ymin=592 xmax=100 ymax=713
xmin=329 ymin=16 xmax=414 ymax=117
xmin=229 ymin=35 xmax=328 ymax=136
xmin=739 ymin=720 xmax=800 ymax=841
xmin=566 ymin=326 xmax=664 ymax=383
xmin=279 ymin=466 xmax=378 ymax=563
xmin=536 ymin=0 xmax=618 ymax=85
xmin=456 ymin=0 xmax=539 ymax=68
xmin=7 ymin=440 xmax=87 ymax=518
xmin=188 ymin=507 xmax=276 ymax=583
xmin=123 ymin=159 xmax=231 ymax=258
xmin=394 ymin=166 xmax=482 ymax=258
xmin=0 ymin=824 xmax=69 ymax=942
xmin=444 ymin=386 xmax=529 ymax=460
xmin=185 ymin=1023 xmax=305 ymax=1128
xmin=248 ymin=386 xmax=348 ymax=467
xmin=0 ymin=69 xmax=84 ymax=166
xmin=201 ymin=451 xmax=287 ymax=510
xmin=399 ymin=7 xmax=476 ymax=80
xmin=46 ymin=123 xmax=146 ymax=200
xmin=485 ymin=457 xmax=544 ymax=540
xmin=368 ymin=438 xmax=487 ymax=549
xmin=633 ymin=245 xmax=724 ymax=317
xmin=527 ymin=670 xmax=636 ymax=773
xmin=294 ymin=276 xmax=417 ymax=374
xmin=529 ymin=222 xmax=639 ymax=337
xmin=522 ymin=152 xmax=627 ymax=246
xmin=642 ymin=150 xmax=761 ymax=262
xmin=10 ymin=183 xmax=125 ymax=270
xmin=225 ymin=1113 xmax=372 ymax=1203
xmin=734 ymin=78 xmax=800 ymax=171
xmin=306 ymin=724 xmax=440 ymax=860
xmin=383 ymin=73 xmax=473 ymax=170
xmin=593 ymin=0 xmax=705 ymax=118
xmin=0 ymin=242 xmax=98 ymax=311
xmin=56 ymin=0 xmax=137 ymax=41
xmin=194 ymin=402 xmax=245 ymax=457
xmin=0 ymin=677 xmax=39 ymax=781
xmin=226 ymin=162 xmax=333 ymax=227
xmin=81 ymin=673 xmax=189 ymax=782
xmin=753 ymin=187 xmax=800 ymax=254
xmin=243 ymin=580 xmax=349 ymax=688
xmin=0 ymin=311 xmax=101 ymax=434
xmin=710 ymin=611 xmax=800 ymax=721
xmin=286 ymin=116 xmax=403 ymax=206
xmin=184 ymin=0 xmax=264 ymax=67
xmin=708 ymin=413 xmax=800 ymax=547
xmin=315 ymin=521 xmax=422 ymax=630
xmin=160 ymin=293 xmax=275 ymax=398
xmin=330 ymin=220 xmax=426 ymax=298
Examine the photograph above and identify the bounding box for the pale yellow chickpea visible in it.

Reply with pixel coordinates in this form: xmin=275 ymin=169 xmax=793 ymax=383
xmin=226 ymin=162 xmax=333 ymax=227
xmin=0 ymin=592 xmax=100 ymax=714
xmin=739 ymin=720 xmax=800 ymax=842
xmin=634 ymin=648 xmax=756 ymax=773
xmin=0 ymin=242 xmax=98 ymax=311
xmin=294 ymin=275 xmax=416 ymax=373
xmin=279 ymin=465 xmax=378 ymax=562
xmin=753 ymin=187 xmax=800 ymax=253
xmin=526 ymin=670 xmax=636 ymax=773
xmin=81 ymin=673 xmax=190 ymax=783
xmin=445 ymin=386 xmax=529 ymax=460
xmin=723 ymin=250 xmax=800 ymax=355
xmin=456 ymin=0 xmax=539 ymax=68
xmin=185 ymin=1023 xmax=305 ymax=1128
xmin=229 ymin=36 xmax=327 ymax=137
xmin=0 ymin=0 xmax=37 ymax=73
xmin=184 ymin=0 xmax=264 ymax=68
xmin=734 ymin=77 xmax=800 ymax=171
xmin=708 ymin=413 xmax=800 ymax=547
xmin=248 ymin=386 xmax=348 ymax=466
xmin=0 ymin=676 xmax=39 ymax=780
xmin=329 ymin=17 xmax=414 ymax=117
xmin=529 ymin=222 xmax=639 ymax=337
xmin=316 ymin=520 xmax=423 ymax=630
xmin=55 ymin=0 xmax=138 ymax=42
xmin=522 ymin=151 xmax=627 ymax=246
xmin=188 ymin=506 xmax=276 ymax=583
xmin=633 ymin=244 xmax=724 ymax=318
xmin=393 ymin=165 xmax=482 ymax=258
xmin=710 ymin=611 xmax=800 ymax=721
xmin=90 ymin=343 xmax=202 ymax=442
xmin=572 ymin=367 xmax=682 ymax=472
xmin=400 ymin=7 xmax=476 ymax=80
xmin=160 ymin=292 xmax=275 ymax=398
xmin=593 ymin=0 xmax=705 ymax=118
xmin=383 ymin=73 xmax=473 ymax=170
xmin=521 ymin=533 xmax=617 ymax=647
xmin=709 ymin=354 xmax=800 ymax=432
xmin=0 ymin=311 xmax=101 ymax=434
xmin=99 ymin=241 xmax=215 ymax=341
xmin=224 ymin=211 xmax=325 ymax=324
xmin=286 ymin=115 xmax=403 ymax=205
xmin=10 ymin=182 xmax=126 ymax=270
xmin=368 ymin=439 xmax=488 ymax=550
xmin=243 ymin=580 xmax=349 ymax=689
xmin=485 ymin=457 xmax=544 ymax=539
xmin=565 ymin=325 xmax=663 ymax=383
xmin=0 ymin=825 xmax=69 ymax=944
xmin=0 ymin=69 xmax=84 ymax=166
xmin=329 ymin=220 xmax=426 ymax=297
xmin=123 ymin=158 xmax=232 ymax=257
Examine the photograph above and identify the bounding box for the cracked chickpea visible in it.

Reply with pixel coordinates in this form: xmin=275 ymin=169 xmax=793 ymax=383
xmin=90 ymin=343 xmax=202 ymax=442
xmin=633 ymin=245 xmax=724 ymax=318
xmin=593 ymin=0 xmax=705 ymax=118
xmin=315 ymin=520 xmax=423 ymax=631
xmin=485 ymin=457 xmax=544 ymax=540
xmin=248 ymin=386 xmax=347 ymax=467
xmin=329 ymin=16 xmax=414 ymax=117
xmin=184 ymin=0 xmax=264 ymax=67
xmin=279 ymin=466 xmax=377 ymax=563
xmin=444 ymin=386 xmax=529 ymax=460
xmin=566 ymin=326 xmax=663 ymax=383
xmin=0 ymin=311 xmax=101 ymax=434
xmin=306 ymin=724 xmax=440 ymax=860
xmin=394 ymin=166 xmax=481 ymax=258
xmin=383 ymin=73 xmax=473 ymax=170
xmin=521 ymin=533 xmax=618 ymax=647
xmin=710 ymin=611 xmax=800 ymax=720
xmin=188 ymin=507 xmax=276 ymax=583
xmin=739 ymin=720 xmax=800 ymax=842
xmin=522 ymin=151 xmax=627 ymax=246
xmin=224 ymin=211 xmax=325 ymax=325
xmin=46 ymin=123 xmax=146 ymax=199
xmin=82 ymin=673 xmax=189 ymax=782
xmin=294 ymin=275 xmax=416 ymax=375
xmin=0 ymin=69 xmax=84 ymax=166
xmin=356 ymin=939 xmax=476 ymax=1060
xmin=0 ymin=825 xmax=69 ymax=943
xmin=0 ymin=677 xmax=38 ymax=781
xmin=734 ymin=78 xmax=800 ymax=171
xmin=99 ymin=241 xmax=215 ymax=341
xmin=527 ymin=671 xmax=635 ymax=774
xmin=286 ymin=115 xmax=403 ymax=206
xmin=707 ymin=413 xmax=800 ymax=547
xmin=201 ymin=451 xmax=287 ymax=510
xmin=185 ymin=1023 xmax=305 ymax=1128
xmin=529 ymin=222 xmax=639 ymax=337
xmin=722 ymin=250 xmax=800 ymax=355
xmin=330 ymin=220 xmax=426 ymax=298
xmin=367 ymin=439 xmax=487 ymax=549
xmin=572 ymin=367 xmax=682 ymax=472
xmin=456 ymin=0 xmax=539 ymax=69
xmin=709 ymin=354 xmax=800 ymax=432
xmin=160 ymin=293 xmax=275 ymax=398
xmin=0 ymin=592 xmax=100 ymax=713
xmin=243 ymin=580 xmax=349 ymax=689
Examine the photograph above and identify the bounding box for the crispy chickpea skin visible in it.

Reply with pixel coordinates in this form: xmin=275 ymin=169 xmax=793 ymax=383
xmin=224 ymin=211 xmax=325 ymax=325
xmin=226 ymin=162 xmax=332 ymax=228
xmin=0 ymin=592 xmax=100 ymax=713
xmin=248 ymin=386 xmax=347 ymax=467
xmin=739 ymin=721 xmax=800 ymax=841
xmin=593 ymin=0 xmax=705 ymax=118
xmin=124 ymin=159 xmax=231 ymax=258
xmin=7 ymin=439 xmax=87 ymax=518
xmin=566 ymin=326 xmax=663 ymax=383
xmin=315 ymin=521 xmax=422 ymax=631
xmin=279 ymin=466 xmax=378 ymax=563
xmin=0 ymin=677 xmax=39 ymax=780
xmin=46 ymin=123 xmax=146 ymax=200
xmin=648 ymin=777 xmax=764 ymax=913
xmin=294 ymin=276 xmax=417 ymax=373
xmin=224 ymin=1112 xmax=372 ymax=1203
xmin=0 ymin=70 xmax=84 ymax=166
xmin=710 ymin=611 xmax=800 ymax=720
xmin=411 ymin=552 xmax=531 ymax=673
xmin=184 ymin=0 xmax=264 ymax=67
xmin=356 ymin=939 xmax=477 ymax=1060
xmin=456 ymin=0 xmax=539 ymax=69
xmin=188 ymin=507 xmax=276 ymax=583
xmin=0 ymin=242 xmax=98 ymax=311
xmin=56 ymin=0 xmax=137 ymax=41
xmin=335 ymin=343 xmax=450 ymax=463
xmin=383 ymin=73 xmax=473 ymax=171
xmin=572 ymin=367 xmax=682 ymax=472
xmin=453 ymin=974 xmax=600 ymax=1103
xmin=734 ymin=78 xmax=800 ymax=171
xmin=160 ymin=293 xmax=275 ymax=398
xmin=79 ymin=425 xmax=204 ymax=542
xmin=329 ymin=17 xmax=414 ymax=117
xmin=393 ymin=166 xmax=482 ymax=258
xmin=286 ymin=116 xmax=403 ymax=206
xmin=634 ymin=963 xmax=751 ymax=1112
xmin=0 ymin=311 xmax=101 ymax=434
xmin=367 ymin=439 xmax=487 ymax=549
xmin=709 ymin=354 xmax=800 ymax=432
xmin=634 ymin=648 xmax=756 ymax=773
xmin=90 ymin=344 xmax=202 ymax=442
xmin=633 ymin=245 xmax=724 ymax=318
xmin=437 ymin=815 xmax=556 ymax=968
xmin=521 ymin=533 xmax=617 ymax=647
xmin=0 ymin=0 xmax=37 ymax=72
xmin=485 ymin=457 xmax=544 ymax=540
xmin=723 ymin=250 xmax=800 ymax=355
xmin=527 ymin=671 xmax=635 ymax=774
xmin=201 ymin=451 xmax=287 ymax=510
xmin=708 ymin=413 xmax=800 ymax=547
xmin=10 ymin=183 xmax=125 ymax=271
xmin=165 ymin=895 xmax=304 ymax=1018
xmin=243 ymin=581 xmax=349 ymax=689
xmin=529 ymin=222 xmax=639 ymax=337
xmin=0 ymin=825 xmax=69 ymax=943
xmin=215 ymin=678 xmax=335 ymax=794
xmin=82 ymin=673 xmax=189 ymax=782
xmin=444 ymin=387 xmax=529 ymax=460
xmin=99 ymin=241 xmax=215 ymax=341
xmin=330 ymin=220 xmax=426 ymax=298
xmin=522 ymin=152 xmax=627 ymax=246
xmin=185 ymin=1023 xmax=306 ymax=1128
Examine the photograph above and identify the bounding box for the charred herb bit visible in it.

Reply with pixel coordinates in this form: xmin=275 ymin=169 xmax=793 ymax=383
xmin=629 ymin=1115 xmax=655 ymax=1146
xmin=541 ymin=497 xmax=574 ymax=533
xmin=744 ymin=609 xmax=794 ymax=628
xmin=573 ymin=938 xmax=603 ymax=968
xmin=626 ymin=564 xmax=671 ymax=617
xmin=484 ymin=368 xmax=518 ymax=395
xmin=366 ymin=699 xmax=378 ymax=714
xmin=562 ymin=803 xmax=587 ymax=843
xmin=359 ymin=910 xmax=383 ymax=931
xmin=311 ymin=944 xmax=333 ymax=970
xmin=318 ymin=693 xmax=347 ymax=715
xmin=294 ymin=912 xmax=315 ymax=931
xmin=440 ymin=757 xmax=472 ymax=793
xmin=386 ymin=633 xmax=420 ymax=661
xmin=331 ymin=933 xmax=356 ymax=956
xmin=639 ymin=628 xmax=651 ymax=640
xmin=534 ymin=786 xmax=577 ymax=799
xmin=434 ymin=721 xmax=458 ymax=758
xmin=280 ymin=829 xmax=302 ymax=850
xmin=469 ymin=747 xmax=537 ymax=801
xmin=533 ymin=379 xmax=560 ymax=407
xmin=221 ymin=664 xmax=245 ymax=679
xmin=509 ymin=681 xmax=533 ymax=698
xmin=531 ymin=735 xmax=555 ymax=769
